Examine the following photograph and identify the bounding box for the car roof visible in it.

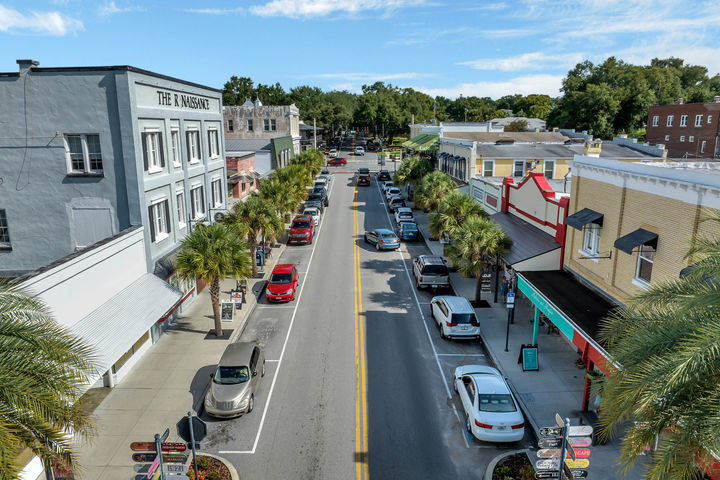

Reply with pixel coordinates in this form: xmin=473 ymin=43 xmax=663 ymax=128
xmin=218 ymin=341 xmax=255 ymax=366
xmin=376 ymin=228 xmax=394 ymax=235
xmin=399 ymin=221 xmax=417 ymax=227
xmin=436 ymin=295 xmax=474 ymax=313
xmin=472 ymin=373 xmax=510 ymax=395
xmin=380 ymin=170 xmax=389 ymax=173
xmin=396 ymin=207 xmax=412 ymax=213
xmin=303 ymin=207 xmax=319 ymax=212
xmin=388 ymin=186 xmax=400 ymax=191
xmin=272 ymin=264 xmax=295 ymax=274
xmin=419 ymin=255 xmax=445 ymax=264
xmin=293 ymin=214 xmax=312 ymax=220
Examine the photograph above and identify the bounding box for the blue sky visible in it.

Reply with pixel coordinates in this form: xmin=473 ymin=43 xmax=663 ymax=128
xmin=1 ymin=0 xmax=719 ymax=99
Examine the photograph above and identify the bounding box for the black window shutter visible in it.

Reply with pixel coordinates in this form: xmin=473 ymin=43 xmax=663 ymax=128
xmin=190 ymin=191 xmax=196 ymax=219
xmin=163 ymin=200 xmax=171 ymax=234
xmin=141 ymin=132 xmax=149 ymax=171
xmin=148 ymin=205 xmax=156 ymax=242
xmin=186 ymin=132 xmax=192 ymax=162
xmin=200 ymin=187 xmax=205 ymax=215
xmin=158 ymin=134 xmax=165 ymax=168
xmin=208 ymin=131 xmax=212 ymax=156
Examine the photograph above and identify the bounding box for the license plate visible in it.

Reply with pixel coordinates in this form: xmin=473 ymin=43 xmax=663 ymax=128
xmin=461 ymin=326 xmax=469 ymax=330
xmin=497 ymin=426 xmax=505 ymax=430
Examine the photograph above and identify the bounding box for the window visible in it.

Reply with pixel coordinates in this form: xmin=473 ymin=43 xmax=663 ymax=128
xmin=263 ymin=119 xmax=270 ymax=131
xmin=666 ymin=115 xmax=674 ymax=127
xmin=483 ymin=160 xmax=494 ymax=177
xmin=64 ymin=134 xmax=103 ymax=174
xmin=0 ymin=209 xmax=10 ymax=249
xmin=665 ymin=135 xmax=670 ymax=141
xmin=582 ymin=224 xmax=602 ymax=257
xmin=702 ymin=140 xmax=706 ymax=153
xmin=271 ymin=119 xmax=277 ymax=131
xmin=708 ymin=115 xmax=713 ymax=124
xmin=176 ymin=188 xmax=186 ymax=229
xmin=208 ymin=129 xmax=219 ymax=158
xmin=680 ymin=115 xmax=687 ymax=127
xmin=142 ymin=131 xmax=165 ymax=172
xmin=543 ymin=160 xmax=555 ymax=179
xmin=636 ymin=244 xmax=655 ymax=284
xmin=228 ymin=119 xmax=234 ymax=132
xmin=248 ymin=119 xmax=254 ymax=131
xmin=680 ymin=136 xmax=685 ymax=142
xmin=186 ymin=130 xmax=200 ymax=163
xmin=695 ymin=114 xmax=703 ymax=127
xmin=211 ymin=179 xmax=223 ymax=207
xmin=148 ymin=199 xmax=171 ymax=243
xmin=652 ymin=115 xmax=659 ymax=127
xmin=689 ymin=136 xmax=695 ymax=142
xmin=513 ymin=160 xmax=524 ymax=177
xmin=190 ymin=185 xmax=205 ymax=219
xmin=171 ymin=130 xmax=180 ymax=167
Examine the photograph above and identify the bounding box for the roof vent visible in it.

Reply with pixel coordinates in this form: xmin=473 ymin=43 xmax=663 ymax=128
xmin=676 ymin=97 xmax=684 ymax=104
xmin=714 ymin=96 xmax=720 ymax=103
xmin=16 ymin=59 xmax=39 ymax=74
xmin=495 ymin=139 xmax=515 ymax=145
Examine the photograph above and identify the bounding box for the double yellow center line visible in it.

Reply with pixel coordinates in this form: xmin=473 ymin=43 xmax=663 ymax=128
xmin=353 ymin=186 xmax=369 ymax=480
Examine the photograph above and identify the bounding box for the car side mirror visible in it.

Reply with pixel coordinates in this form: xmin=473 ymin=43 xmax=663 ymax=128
xmin=209 ymin=373 xmax=214 ymax=378
xmin=252 ymin=371 xmax=258 ymax=377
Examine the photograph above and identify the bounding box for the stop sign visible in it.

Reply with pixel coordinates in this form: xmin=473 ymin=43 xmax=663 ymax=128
xmin=176 ymin=415 xmax=207 ymax=443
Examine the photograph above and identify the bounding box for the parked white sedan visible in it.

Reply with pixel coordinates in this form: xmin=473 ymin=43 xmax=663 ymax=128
xmin=302 ymin=207 xmax=321 ymax=226
xmin=453 ymin=365 xmax=525 ymax=442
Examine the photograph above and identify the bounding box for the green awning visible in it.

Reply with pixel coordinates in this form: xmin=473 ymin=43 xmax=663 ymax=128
xmin=403 ymin=134 xmax=432 ymax=148
xmin=413 ymin=135 xmax=439 ymax=151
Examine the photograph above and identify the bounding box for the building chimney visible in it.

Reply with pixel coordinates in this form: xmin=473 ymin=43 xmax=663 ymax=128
xmin=583 ymin=139 xmax=602 ymax=157
xmin=17 ymin=59 xmax=39 ymax=75
xmin=676 ymin=97 xmax=684 ymax=104
xmin=714 ymin=96 xmax=720 ymax=103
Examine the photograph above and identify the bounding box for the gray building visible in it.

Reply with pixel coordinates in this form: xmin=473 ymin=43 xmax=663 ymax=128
xmin=223 ymin=98 xmax=300 ymax=164
xmin=0 ymin=59 xmax=227 ymax=284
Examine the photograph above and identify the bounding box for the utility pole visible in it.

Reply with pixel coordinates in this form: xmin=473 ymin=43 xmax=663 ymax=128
xmin=313 ymin=117 xmax=317 ymax=149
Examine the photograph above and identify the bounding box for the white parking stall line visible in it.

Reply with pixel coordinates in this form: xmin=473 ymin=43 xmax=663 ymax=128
xmin=265 ymin=359 xmax=280 ymax=362
xmin=436 ymin=353 xmax=486 ymax=357
xmin=255 ymin=305 xmax=296 ymax=309
xmin=452 ymin=404 xmax=470 ymax=448
xmin=240 ymin=173 xmax=336 ymax=455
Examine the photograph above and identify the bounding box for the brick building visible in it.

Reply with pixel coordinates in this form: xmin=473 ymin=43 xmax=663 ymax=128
xmin=223 ymin=98 xmax=300 ymax=156
xmin=225 ymin=151 xmax=259 ymax=200
xmin=646 ymin=97 xmax=720 ymax=159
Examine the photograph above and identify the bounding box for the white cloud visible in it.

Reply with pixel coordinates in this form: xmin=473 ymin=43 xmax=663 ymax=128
xmin=182 ymin=7 xmax=245 ymax=15
xmin=459 ymin=52 xmax=584 ymax=72
xmin=0 ymin=4 xmax=83 ymax=35
xmin=249 ymin=0 xmax=427 ymax=18
xmin=460 ymin=2 xmax=507 ymax=11
xmin=413 ymin=74 xmax=564 ymax=100
xmin=99 ymin=2 xmax=143 ymax=16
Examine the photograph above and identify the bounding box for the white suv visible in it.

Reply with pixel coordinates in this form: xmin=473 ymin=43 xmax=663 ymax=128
xmin=328 ymin=149 xmax=338 ymax=158
xmin=354 ymin=146 xmax=365 ymax=156
xmin=395 ymin=207 xmax=414 ymax=224
xmin=430 ymin=296 xmax=480 ymax=340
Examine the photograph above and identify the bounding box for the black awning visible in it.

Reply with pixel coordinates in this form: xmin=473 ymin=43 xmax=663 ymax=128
xmin=565 ymin=208 xmax=604 ymax=230
xmin=614 ymin=228 xmax=658 ymax=254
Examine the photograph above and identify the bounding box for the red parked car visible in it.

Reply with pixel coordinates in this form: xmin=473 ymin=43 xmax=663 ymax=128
xmin=328 ymin=157 xmax=347 ymax=165
xmin=288 ymin=214 xmax=315 ymax=244
xmin=265 ymin=264 xmax=299 ymax=302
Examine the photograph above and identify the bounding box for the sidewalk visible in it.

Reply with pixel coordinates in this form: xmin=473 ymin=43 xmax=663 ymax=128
xmin=412 ymin=208 xmax=647 ymax=480
xmin=72 ymin=240 xmax=287 ymax=480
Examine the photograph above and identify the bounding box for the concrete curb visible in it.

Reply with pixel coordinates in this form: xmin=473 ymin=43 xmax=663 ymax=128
xmin=197 ymin=452 xmax=240 ymax=480
xmin=482 ymin=448 xmax=532 ymax=480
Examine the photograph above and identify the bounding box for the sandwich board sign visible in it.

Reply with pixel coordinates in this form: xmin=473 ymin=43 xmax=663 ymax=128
xmin=221 ymin=300 xmax=234 ymax=321
xmin=521 ymin=344 xmax=539 ymax=371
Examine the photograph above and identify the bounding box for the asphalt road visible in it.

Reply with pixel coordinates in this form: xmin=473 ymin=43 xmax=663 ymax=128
xmin=200 ymin=148 xmax=532 ymax=479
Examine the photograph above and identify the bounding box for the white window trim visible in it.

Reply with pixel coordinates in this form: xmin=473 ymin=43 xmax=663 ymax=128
xmin=680 ymin=115 xmax=687 ymax=127
xmin=680 ymin=136 xmax=685 ymax=142
xmin=171 ymin=129 xmax=181 ymax=168
xmin=190 ymin=184 xmax=205 ymax=220
xmin=176 ymin=187 xmax=186 ymax=230
xmin=150 ymin=197 xmax=170 ymax=243
xmin=211 ymin=177 xmax=223 ymax=207
xmin=689 ymin=136 xmax=695 ymax=142
xmin=543 ymin=160 xmax=555 ymax=179
xmin=63 ymin=134 xmax=103 ymax=174
xmin=634 ymin=244 xmax=654 ymax=287
xmin=652 ymin=115 xmax=658 ymax=127
xmin=708 ymin=115 xmax=713 ymax=124
xmin=513 ymin=160 xmax=525 ymax=177
xmin=579 ymin=224 xmax=602 ymax=263
xmin=483 ymin=159 xmax=494 ymax=177
xmin=664 ymin=135 xmax=670 ymax=141
xmin=145 ymin=129 xmax=163 ymax=173
xmin=666 ymin=115 xmax=674 ymax=127
xmin=208 ymin=129 xmax=219 ymax=158
xmin=187 ymin=129 xmax=201 ymax=164
xmin=701 ymin=140 xmax=706 ymax=153
xmin=695 ymin=114 xmax=703 ymax=127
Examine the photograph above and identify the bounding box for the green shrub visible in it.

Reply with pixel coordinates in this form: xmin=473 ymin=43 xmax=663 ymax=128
xmin=205 ymin=472 xmax=219 ymax=480
xmin=196 ymin=457 xmax=209 ymax=470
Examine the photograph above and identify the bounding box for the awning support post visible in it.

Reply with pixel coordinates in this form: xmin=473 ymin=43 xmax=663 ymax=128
xmin=581 ymin=359 xmax=594 ymax=411
xmin=532 ymin=307 xmax=539 ymax=346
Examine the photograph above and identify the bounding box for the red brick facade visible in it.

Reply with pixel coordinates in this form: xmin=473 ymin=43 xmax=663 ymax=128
xmin=646 ymin=100 xmax=720 ymax=159
xmin=226 ymin=153 xmax=259 ymax=199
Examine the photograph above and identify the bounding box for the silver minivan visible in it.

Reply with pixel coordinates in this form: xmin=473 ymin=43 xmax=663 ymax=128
xmin=205 ymin=342 xmax=265 ymax=418
xmin=430 ymin=296 xmax=480 ymax=340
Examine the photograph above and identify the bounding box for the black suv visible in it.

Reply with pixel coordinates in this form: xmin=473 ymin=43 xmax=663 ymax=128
xmin=377 ymin=170 xmax=391 ymax=181
xmin=307 ymin=192 xmax=329 ymax=207
xmin=358 ymin=167 xmax=370 ymax=175
xmin=357 ymin=174 xmax=371 ymax=186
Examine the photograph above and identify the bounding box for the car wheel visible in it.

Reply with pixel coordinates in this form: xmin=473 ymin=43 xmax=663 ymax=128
xmin=440 ymin=325 xmax=447 ymax=339
xmin=453 ymin=379 xmax=458 ymax=393
xmin=247 ymin=394 xmax=254 ymax=413
xmin=262 ymin=362 xmax=266 ymax=377
xmin=416 ymin=278 xmax=422 ymax=290
xmin=376 ymin=243 xmax=381 ymax=251
xmin=364 ymin=235 xmax=368 ymax=243
xmin=466 ymin=414 xmax=472 ymax=435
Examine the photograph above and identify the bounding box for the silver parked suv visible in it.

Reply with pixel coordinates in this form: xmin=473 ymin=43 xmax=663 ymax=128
xmin=412 ymin=255 xmax=450 ymax=290
xmin=205 ymin=341 xmax=265 ymax=418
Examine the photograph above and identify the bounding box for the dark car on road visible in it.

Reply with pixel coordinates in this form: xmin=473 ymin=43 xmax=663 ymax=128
xmin=358 ymin=167 xmax=370 ymax=175
xmin=377 ymin=170 xmax=391 ymax=181
xmin=307 ymin=192 xmax=329 ymax=207
xmin=357 ymin=174 xmax=371 ymax=186
xmin=396 ymin=221 xmax=420 ymax=241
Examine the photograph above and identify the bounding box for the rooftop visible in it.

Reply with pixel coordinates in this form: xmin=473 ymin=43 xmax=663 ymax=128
xmin=443 ymin=131 xmax=569 ymax=143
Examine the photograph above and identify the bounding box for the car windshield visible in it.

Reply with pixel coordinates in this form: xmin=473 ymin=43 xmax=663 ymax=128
xmin=313 ymin=187 xmax=324 ymax=193
xmin=308 ymin=194 xmax=321 ymax=201
xmin=399 ymin=212 xmax=412 ymax=218
xmin=304 ymin=210 xmax=318 ymax=216
xmin=270 ymin=273 xmax=292 ymax=284
xmin=478 ymin=394 xmax=517 ymax=412
xmin=292 ymin=221 xmax=311 ymax=228
xmin=213 ymin=366 xmax=249 ymax=385
xmin=402 ymin=224 xmax=418 ymax=231
xmin=423 ymin=265 xmax=449 ymax=275
xmin=452 ymin=313 xmax=477 ymax=324
xmin=389 ymin=188 xmax=400 ymax=194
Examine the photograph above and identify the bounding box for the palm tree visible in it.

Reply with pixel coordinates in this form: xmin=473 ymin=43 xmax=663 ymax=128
xmin=259 ymin=177 xmax=305 ymax=218
xmin=0 ymin=281 xmax=96 ymax=478
xmin=174 ymin=223 xmax=252 ymax=337
xmin=596 ymin=214 xmax=720 ymax=480
xmin=270 ymin=163 xmax=312 ymax=188
xmin=395 ymin=156 xmax=432 ymax=199
xmin=414 ymin=170 xmax=455 ymax=213
xmin=429 ymin=191 xmax=484 ymax=241
xmin=290 ymin=149 xmax=324 ymax=177
xmin=447 ymin=215 xmax=512 ymax=304
xmin=224 ymin=195 xmax=283 ymax=277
